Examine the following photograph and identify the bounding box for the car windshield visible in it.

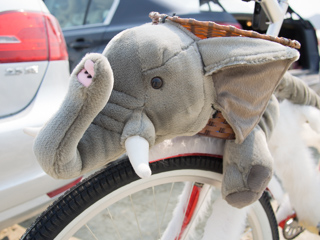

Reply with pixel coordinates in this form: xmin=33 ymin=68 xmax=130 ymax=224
xmin=44 ymin=0 xmax=115 ymax=28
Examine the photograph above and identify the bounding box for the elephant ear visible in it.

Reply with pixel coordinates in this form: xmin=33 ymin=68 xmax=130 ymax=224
xmin=198 ymin=37 xmax=299 ymax=143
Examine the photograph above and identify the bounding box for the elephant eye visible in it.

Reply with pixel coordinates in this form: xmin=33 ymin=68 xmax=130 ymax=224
xmin=151 ymin=77 xmax=163 ymax=89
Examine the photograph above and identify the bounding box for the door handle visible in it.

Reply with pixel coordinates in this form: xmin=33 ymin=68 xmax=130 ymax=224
xmin=69 ymin=40 xmax=91 ymax=49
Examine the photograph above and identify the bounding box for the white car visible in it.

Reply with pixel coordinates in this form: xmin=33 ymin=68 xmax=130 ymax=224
xmin=0 ymin=0 xmax=81 ymax=230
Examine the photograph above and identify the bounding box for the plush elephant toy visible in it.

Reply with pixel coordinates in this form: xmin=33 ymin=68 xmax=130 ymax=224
xmin=33 ymin=14 xmax=319 ymax=208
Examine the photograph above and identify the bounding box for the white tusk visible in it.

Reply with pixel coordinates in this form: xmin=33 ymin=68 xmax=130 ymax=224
xmin=125 ymin=135 xmax=151 ymax=178
xmin=23 ymin=127 xmax=42 ymax=138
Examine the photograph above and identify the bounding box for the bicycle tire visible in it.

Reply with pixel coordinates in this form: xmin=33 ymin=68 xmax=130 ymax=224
xmin=256 ymin=191 xmax=279 ymax=240
xmin=21 ymin=155 xmax=278 ymax=240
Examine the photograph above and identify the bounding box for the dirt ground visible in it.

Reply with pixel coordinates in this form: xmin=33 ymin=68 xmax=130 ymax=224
xmin=0 ymin=215 xmax=319 ymax=240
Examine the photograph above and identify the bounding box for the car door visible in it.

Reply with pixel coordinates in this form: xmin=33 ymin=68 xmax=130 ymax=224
xmin=45 ymin=0 xmax=119 ymax=71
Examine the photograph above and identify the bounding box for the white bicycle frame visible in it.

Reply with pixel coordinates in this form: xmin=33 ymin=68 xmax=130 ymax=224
xmin=160 ymin=1 xmax=305 ymax=239
xmin=259 ymin=0 xmax=289 ymax=36
xmin=257 ymin=0 xmax=302 ymax=229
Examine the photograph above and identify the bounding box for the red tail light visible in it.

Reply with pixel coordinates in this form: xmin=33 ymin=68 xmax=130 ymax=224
xmin=45 ymin=13 xmax=68 ymax=61
xmin=0 ymin=11 xmax=68 ymax=63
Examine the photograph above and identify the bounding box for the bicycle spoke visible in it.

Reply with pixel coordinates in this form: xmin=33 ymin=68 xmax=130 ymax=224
xmin=129 ymin=194 xmax=143 ymax=239
xmin=152 ymin=186 xmax=161 ymax=238
xmin=85 ymin=224 xmax=99 ymax=240
xmin=22 ymin=155 xmax=278 ymax=240
xmin=159 ymin=182 xmax=175 ymax=237
xmin=107 ymin=207 xmax=122 ymax=240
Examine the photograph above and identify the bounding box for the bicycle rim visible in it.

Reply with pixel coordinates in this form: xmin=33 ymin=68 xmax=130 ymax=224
xmin=22 ymin=155 xmax=278 ymax=240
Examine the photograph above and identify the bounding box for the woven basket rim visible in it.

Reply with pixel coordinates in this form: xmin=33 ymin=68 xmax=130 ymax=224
xmin=149 ymin=11 xmax=300 ymax=49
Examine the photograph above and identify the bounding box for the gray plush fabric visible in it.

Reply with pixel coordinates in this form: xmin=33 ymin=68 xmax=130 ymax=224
xmin=34 ymin=22 xmax=216 ymax=179
xmin=104 ymin=22 xmax=215 ymax=145
xmin=121 ymin=109 xmax=156 ymax=147
xmin=275 ymin=71 xmax=320 ymax=108
xmin=34 ymin=53 xmax=115 ymax=178
xmin=198 ymin=37 xmax=299 ymax=143
xmin=33 ymin=17 xmax=301 ymax=212
xmin=222 ymin=95 xmax=279 ymax=208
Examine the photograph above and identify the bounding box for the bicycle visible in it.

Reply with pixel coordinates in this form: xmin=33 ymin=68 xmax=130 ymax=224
xmin=21 ymin=136 xmax=279 ymax=239
xmin=21 ymin=0 xmax=318 ymax=239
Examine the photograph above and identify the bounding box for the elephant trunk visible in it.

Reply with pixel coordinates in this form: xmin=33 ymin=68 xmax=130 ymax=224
xmin=34 ymin=53 xmax=115 ymax=179
xmin=34 ymin=53 xmax=156 ymax=179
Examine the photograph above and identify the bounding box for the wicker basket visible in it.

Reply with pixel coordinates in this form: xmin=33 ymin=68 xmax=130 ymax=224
xmin=149 ymin=12 xmax=300 ymax=140
xmin=149 ymin=12 xmax=300 ymax=49
xmin=197 ymin=112 xmax=236 ymax=139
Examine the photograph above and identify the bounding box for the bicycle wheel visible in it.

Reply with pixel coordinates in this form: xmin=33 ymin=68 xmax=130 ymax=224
xmin=21 ymin=155 xmax=278 ymax=240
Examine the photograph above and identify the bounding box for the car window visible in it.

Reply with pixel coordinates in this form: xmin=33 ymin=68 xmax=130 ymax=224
xmin=45 ymin=0 xmax=89 ymax=28
xmin=44 ymin=0 xmax=115 ymax=29
xmin=200 ymin=1 xmax=224 ymax=12
xmin=86 ymin=0 xmax=114 ymax=25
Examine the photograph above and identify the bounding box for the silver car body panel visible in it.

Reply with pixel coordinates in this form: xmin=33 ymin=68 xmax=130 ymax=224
xmin=0 ymin=0 xmax=79 ymax=231
xmin=0 ymin=0 xmax=51 ymax=118
xmin=0 ymin=60 xmax=76 ymax=230
xmin=0 ymin=62 xmax=48 ymax=117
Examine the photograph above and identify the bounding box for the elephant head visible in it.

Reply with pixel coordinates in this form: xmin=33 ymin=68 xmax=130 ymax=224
xmin=33 ymin=18 xmax=299 ymax=179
